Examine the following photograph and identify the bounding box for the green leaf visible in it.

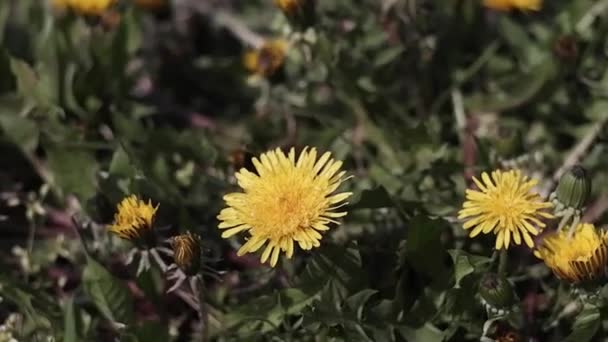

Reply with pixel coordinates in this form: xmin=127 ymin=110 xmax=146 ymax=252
xmin=374 ymin=46 xmax=405 ymax=68
xmin=219 ymin=288 xmax=316 ymax=337
xmin=46 ymin=146 xmax=98 ymax=200
xmin=398 ymin=323 xmax=445 ymax=342
xmin=82 ymin=257 xmax=134 ymax=327
xmin=133 ymin=320 xmax=170 ymax=342
xmin=345 ymin=289 xmax=378 ymax=321
xmin=405 ymin=216 xmax=450 ymax=286
xmin=63 ymin=297 xmax=80 ymax=342
xmin=0 ymin=114 xmax=39 ymax=153
xmin=563 ymin=304 xmax=600 ymax=342
xmin=448 ymin=249 xmax=492 ymax=288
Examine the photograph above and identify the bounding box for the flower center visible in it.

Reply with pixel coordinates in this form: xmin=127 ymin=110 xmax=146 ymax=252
xmin=247 ymin=174 xmax=327 ymax=240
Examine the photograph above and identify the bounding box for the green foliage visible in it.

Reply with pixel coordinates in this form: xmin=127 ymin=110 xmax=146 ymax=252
xmin=82 ymin=257 xmax=134 ymax=327
xmin=1 ymin=0 xmax=608 ymax=341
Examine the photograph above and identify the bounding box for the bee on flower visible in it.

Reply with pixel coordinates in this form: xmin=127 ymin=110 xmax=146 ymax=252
xmin=243 ymin=39 xmax=288 ymax=78
xmin=483 ymin=0 xmax=542 ymax=11
xmin=218 ymin=147 xmax=352 ymax=267
xmin=458 ymin=169 xmax=553 ymax=249
xmin=535 ymin=223 xmax=608 ymax=285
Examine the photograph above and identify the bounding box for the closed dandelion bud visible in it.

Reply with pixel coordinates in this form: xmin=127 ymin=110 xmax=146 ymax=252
xmin=556 ymin=165 xmax=591 ymax=209
xmin=479 ymin=273 xmax=515 ymax=310
xmin=171 ymin=232 xmax=202 ymax=276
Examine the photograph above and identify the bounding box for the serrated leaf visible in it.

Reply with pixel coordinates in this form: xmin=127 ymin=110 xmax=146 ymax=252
xmin=82 ymin=257 xmax=134 ymax=327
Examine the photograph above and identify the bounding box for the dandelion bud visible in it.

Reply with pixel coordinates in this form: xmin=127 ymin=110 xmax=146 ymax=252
xmin=556 ymin=165 xmax=591 ymax=210
xmin=171 ymin=232 xmax=202 ymax=276
xmin=479 ymin=273 xmax=515 ymax=311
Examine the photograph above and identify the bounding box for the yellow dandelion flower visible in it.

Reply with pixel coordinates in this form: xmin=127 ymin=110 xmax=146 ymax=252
xmin=171 ymin=231 xmax=202 ymax=275
xmin=53 ymin=0 xmax=116 ymax=15
xmin=243 ymin=39 xmax=288 ymax=77
xmin=535 ymin=223 xmax=608 ymax=284
xmin=483 ymin=0 xmax=541 ymax=11
xmin=109 ymin=195 xmax=158 ymax=245
xmin=217 ymin=147 xmax=352 ymax=267
xmin=458 ymin=169 xmax=553 ymax=250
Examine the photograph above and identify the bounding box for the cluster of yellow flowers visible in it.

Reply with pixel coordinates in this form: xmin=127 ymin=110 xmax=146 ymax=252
xmin=109 ymin=147 xmax=352 ymax=268
xmin=460 ymin=168 xmax=606 ymax=285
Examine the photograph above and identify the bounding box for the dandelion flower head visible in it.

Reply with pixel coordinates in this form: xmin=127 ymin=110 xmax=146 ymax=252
xmin=218 ymin=147 xmax=352 ymax=267
xmin=109 ymin=195 xmax=158 ymax=244
xmin=535 ymin=223 xmax=608 ymax=284
xmin=458 ymin=169 xmax=553 ymax=249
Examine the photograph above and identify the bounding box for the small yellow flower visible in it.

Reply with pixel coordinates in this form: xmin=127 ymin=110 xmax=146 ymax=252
xmin=52 ymin=0 xmax=116 ymax=15
xmin=243 ymin=39 xmax=288 ymax=77
xmin=274 ymin=0 xmax=302 ymax=15
xmin=109 ymin=195 xmax=158 ymax=245
xmin=483 ymin=0 xmax=542 ymax=11
xmin=458 ymin=169 xmax=553 ymax=249
xmin=218 ymin=147 xmax=352 ymax=267
xmin=535 ymin=223 xmax=608 ymax=284
xmin=171 ymin=231 xmax=202 ymax=275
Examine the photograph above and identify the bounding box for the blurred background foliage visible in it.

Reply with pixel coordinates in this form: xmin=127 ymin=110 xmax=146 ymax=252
xmin=1 ymin=0 xmax=608 ymax=341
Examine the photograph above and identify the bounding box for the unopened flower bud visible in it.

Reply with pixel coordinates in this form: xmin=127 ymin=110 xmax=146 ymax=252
xmin=171 ymin=232 xmax=202 ymax=276
xmin=479 ymin=273 xmax=515 ymax=310
xmin=556 ymin=165 xmax=591 ymax=209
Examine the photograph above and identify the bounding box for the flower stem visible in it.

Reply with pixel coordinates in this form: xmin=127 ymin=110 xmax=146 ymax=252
xmin=498 ymin=249 xmax=508 ymax=276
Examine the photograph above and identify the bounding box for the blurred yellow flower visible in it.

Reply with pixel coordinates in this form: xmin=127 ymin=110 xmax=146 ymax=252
xmin=535 ymin=223 xmax=608 ymax=284
xmin=53 ymin=0 xmax=116 ymax=15
xmin=243 ymin=39 xmax=288 ymax=77
xmin=109 ymin=195 xmax=158 ymax=244
xmin=274 ymin=0 xmax=302 ymax=15
xmin=171 ymin=231 xmax=202 ymax=275
xmin=218 ymin=147 xmax=352 ymax=267
xmin=458 ymin=169 xmax=553 ymax=249
xmin=483 ymin=0 xmax=541 ymax=11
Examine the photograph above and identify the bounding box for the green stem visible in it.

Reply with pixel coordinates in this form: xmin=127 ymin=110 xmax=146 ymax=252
xmin=497 ymin=249 xmax=508 ymax=276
